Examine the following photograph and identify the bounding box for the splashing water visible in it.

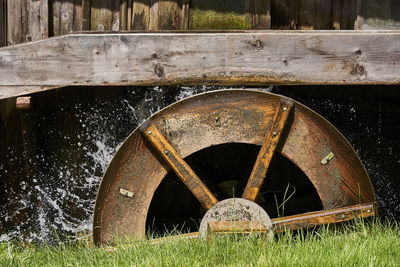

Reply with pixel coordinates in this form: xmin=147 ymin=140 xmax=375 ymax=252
xmin=0 ymin=86 xmax=398 ymax=244
xmin=0 ymin=86 xmax=216 ymax=243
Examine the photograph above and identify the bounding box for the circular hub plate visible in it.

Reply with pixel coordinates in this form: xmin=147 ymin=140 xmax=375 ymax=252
xmin=199 ymin=198 xmax=273 ymax=238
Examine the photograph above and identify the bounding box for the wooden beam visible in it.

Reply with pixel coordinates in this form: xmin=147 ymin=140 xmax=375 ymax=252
xmin=1 ymin=31 xmax=400 ymax=99
xmin=242 ymin=98 xmax=293 ymax=201
xmin=271 ymin=203 xmax=377 ymax=232
xmin=140 ymin=122 xmax=218 ymax=210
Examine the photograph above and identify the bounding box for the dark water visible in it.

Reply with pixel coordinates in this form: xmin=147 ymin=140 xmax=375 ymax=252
xmin=0 ymin=85 xmax=399 ymax=243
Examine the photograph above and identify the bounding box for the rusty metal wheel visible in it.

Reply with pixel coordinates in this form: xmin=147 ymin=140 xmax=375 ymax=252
xmin=93 ymin=89 xmax=376 ymax=245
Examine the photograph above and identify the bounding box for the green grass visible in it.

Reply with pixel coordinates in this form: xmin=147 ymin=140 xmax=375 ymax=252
xmin=1 ymin=220 xmax=400 ymax=267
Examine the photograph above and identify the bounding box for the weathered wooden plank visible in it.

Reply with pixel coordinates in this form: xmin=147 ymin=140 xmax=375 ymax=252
xmin=156 ymin=0 xmax=182 ymax=30
xmin=271 ymin=203 xmax=377 ymax=231
xmin=140 ymin=122 xmax=218 ymax=210
xmin=53 ymin=0 xmax=74 ymax=36
xmin=127 ymin=0 xmax=133 ymax=30
xmin=132 ymin=0 xmax=150 ymax=30
xmin=0 ymin=0 xmax=5 ymax=47
xmin=120 ymin=0 xmax=128 ymax=30
xmin=91 ymin=0 xmax=121 ymax=30
xmin=297 ymin=0 xmax=314 ymax=30
xmin=354 ymin=0 xmax=365 ymax=30
xmin=332 ymin=0 xmax=342 ymax=30
xmin=1 ymin=31 xmax=400 ymax=99
xmin=250 ymin=0 xmax=271 ymax=29
xmin=271 ymin=0 xmax=300 ymax=29
xmin=294 ymin=0 xmax=332 ymax=30
xmin=29 ymin=0 xmax=48 ymax=41
xmin=341 ymin=0 xmax=357 ymax=30
xmin=82 ymin=0 xmax=91 ymax=30
xmin=7 ymin=0 xmax=28 ymax=45
xmin=111 ymin=1 xmax=121 ymax=31
xmin=243 ymin=98 xmax=293 ymax=201
xmin=313 ymin=0 xmax=332 ymax=29
xmin=7 ymin=0 xmax=48 ymax=44
xmin=181 ymin=0 xmax=190 ymax=30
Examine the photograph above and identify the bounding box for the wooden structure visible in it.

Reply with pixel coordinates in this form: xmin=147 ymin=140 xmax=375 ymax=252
xmin=1 ymin=31 xmax=400 ymax=100
xmin=1 ymin=0 xmax=399 ymax=48
xmin=0 ymin=0 xmax=399 ymax=241
xmin=93 ymin=89 xmax=377 ymax=244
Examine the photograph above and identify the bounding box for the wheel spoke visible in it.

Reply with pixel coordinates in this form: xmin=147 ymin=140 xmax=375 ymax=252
xmin=242 ymin=98 xmax=294 ymax=201
xmin=271 ymin=203 xmax=377 ymax=232
xmin=141 ymin=122 xmax=218 ymax=210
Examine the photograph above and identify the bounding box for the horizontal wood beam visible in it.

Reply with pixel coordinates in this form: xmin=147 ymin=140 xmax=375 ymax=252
xmin=271 ymin=202 xmax=377 ymax=232
xmin=1 ymin=31 xmax=400 ymax=99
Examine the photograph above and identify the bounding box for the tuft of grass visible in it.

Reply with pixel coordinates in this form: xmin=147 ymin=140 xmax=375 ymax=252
xmin=1 ymin=220 xmax=400 ymax=267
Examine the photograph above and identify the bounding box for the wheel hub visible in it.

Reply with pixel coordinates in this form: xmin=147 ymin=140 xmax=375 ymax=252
xmin=199 ymin=198 xmax=273 ymax=239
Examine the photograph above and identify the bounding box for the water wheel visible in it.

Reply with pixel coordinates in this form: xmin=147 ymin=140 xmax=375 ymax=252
xmin=93 ymin=90 xmax=376 ymax=244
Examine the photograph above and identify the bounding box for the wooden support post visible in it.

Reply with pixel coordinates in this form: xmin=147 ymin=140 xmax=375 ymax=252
xmin=354 ymin=0 xmax=365 ymax=30
xmin=149 ymin=0 xmax=183 ymax=30
xmin=250 ymin=0 xmax=271 ymax=29
xmin=132 ymin=0 xmax=150 ymax=30
xmin=0 ymin=0 xmax=6 ymax=47
xmin=53 ymin=0 xmax=73 ymax=36
xmin=127 ymin=0 xmax=133 ymax=30
xmin=140 ymin=122 xmax=218 ymax=210
xmin=91 ymin=0 xmax=120 ymax=31
xmin=313 ymin=0 xmax=332 ymax=29
xmin=82 ymin=0 xmax=91 ymax=31
xmin=181 ymin=0 xmax=190 ymax=30
xmin=242 ymin=98 xmax=293 ymax=201
xmin=332 ymin=0 xmax=342 ymax=29
xmin=120 ymin=0 xmax=128 ymax=30
xmin=7 ymin=0 xmax=48 ymax=45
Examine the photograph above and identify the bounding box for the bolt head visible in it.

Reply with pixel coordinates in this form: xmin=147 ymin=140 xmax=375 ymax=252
xmin=164 ymin=150 xmax=169 ymax=155
xmin=272 ymin=131 xmax=277 ymax=137
xmin=367 ymin=209 xmax=371 ymax=213
xmin=283 ymin=106 xmax=287 ymax=111
xmin=147 ymin=130 xmax=152 ymax=135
